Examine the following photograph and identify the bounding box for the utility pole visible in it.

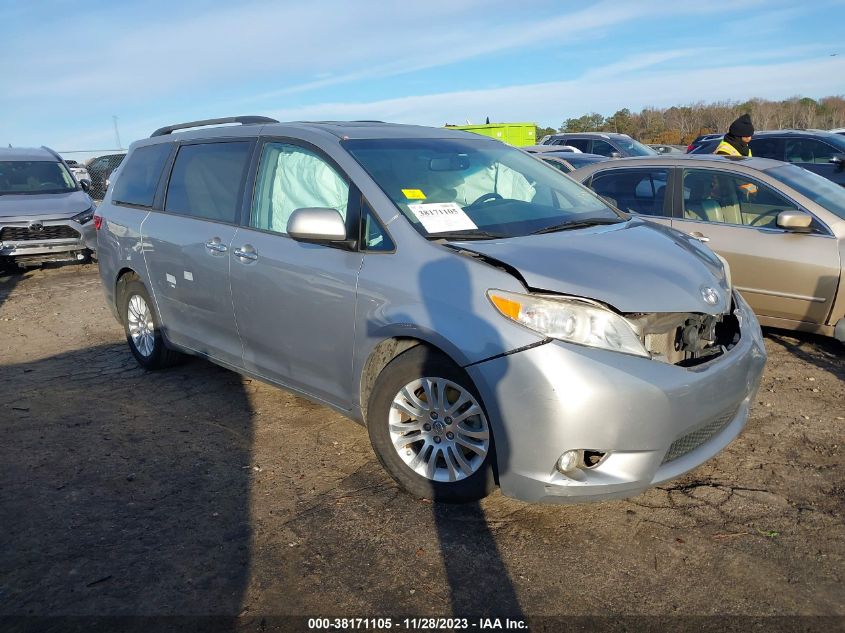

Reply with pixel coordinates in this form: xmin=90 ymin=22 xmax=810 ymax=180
xmin=112 ymin=115 xmax=122 ymax=150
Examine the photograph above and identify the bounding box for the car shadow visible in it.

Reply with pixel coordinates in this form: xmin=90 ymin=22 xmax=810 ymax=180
xmin=0 ymin=344 xmax=254 ymax=622
xmin=418 ymin=257 xmax=526 ymax=620
xmin=764 ymin=329 xmax=844 ymax=379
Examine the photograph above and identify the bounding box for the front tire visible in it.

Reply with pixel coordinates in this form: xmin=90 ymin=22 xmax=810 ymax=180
xmin=367 ymin=347 xmax=496 ymax=502
xmin=120 ymin=278 xmax=182 ymax=370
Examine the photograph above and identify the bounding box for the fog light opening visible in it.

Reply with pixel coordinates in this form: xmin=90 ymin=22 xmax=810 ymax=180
xmin=583 ymin=450 xmax=607 ymax=468
xmin=556 ymin=449 xmax=607 ymax=475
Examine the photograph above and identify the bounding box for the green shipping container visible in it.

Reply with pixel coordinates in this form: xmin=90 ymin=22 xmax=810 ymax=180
xmin=444 ymin=123 xmax=536 ymax=147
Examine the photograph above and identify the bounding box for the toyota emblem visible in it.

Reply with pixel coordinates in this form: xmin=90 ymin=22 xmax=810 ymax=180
xmin=701 ymin=286 xmax=720 ymax=306
xmin=28 ymin=220 xmax=44 ymax=232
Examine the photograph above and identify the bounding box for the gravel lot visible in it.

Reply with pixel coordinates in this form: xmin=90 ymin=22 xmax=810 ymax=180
xmin=1 ymin=263 xmax=843 ymax=629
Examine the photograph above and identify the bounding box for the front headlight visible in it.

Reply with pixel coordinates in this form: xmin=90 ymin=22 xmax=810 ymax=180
xmin=72 ymin=206 xmax=95 ymax=225
xmin=487 ymin=289 xmax=649 ymax=357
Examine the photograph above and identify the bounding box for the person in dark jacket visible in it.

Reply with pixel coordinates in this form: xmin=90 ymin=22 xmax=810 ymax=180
xmin=715 ymin=114 xmax=754 ymax=157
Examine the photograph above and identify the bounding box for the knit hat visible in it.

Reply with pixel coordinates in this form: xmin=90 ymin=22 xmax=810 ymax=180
xmin=728 ymin=113 xmax=755 ymax=137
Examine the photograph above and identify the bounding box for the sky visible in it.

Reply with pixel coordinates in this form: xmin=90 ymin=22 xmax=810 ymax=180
xmin=1 ymin=0 xmax=843 ymax=160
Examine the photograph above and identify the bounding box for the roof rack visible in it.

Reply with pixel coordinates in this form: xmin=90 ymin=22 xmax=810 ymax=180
xmin=150 ymin=116 xmax=279 ymax=138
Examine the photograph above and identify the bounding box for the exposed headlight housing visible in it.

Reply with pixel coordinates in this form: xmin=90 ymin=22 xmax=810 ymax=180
xmin=487 ymin=289 xmax=649 ymax=357
xmin=71 ymin=206 xmax=95 ymax=225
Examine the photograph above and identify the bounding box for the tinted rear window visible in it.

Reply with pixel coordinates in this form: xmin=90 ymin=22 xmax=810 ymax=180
xmin=164 ymin=142 xmax=251 ymax=223
xmin=112 ymin=144 xmax=171 ymax=207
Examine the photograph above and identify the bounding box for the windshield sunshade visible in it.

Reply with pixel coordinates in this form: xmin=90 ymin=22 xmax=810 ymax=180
xmin=343 ymin=138 xmax=624 ymax=240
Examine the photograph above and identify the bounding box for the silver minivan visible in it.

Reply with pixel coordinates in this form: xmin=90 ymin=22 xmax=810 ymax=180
xmin=95 ymin=117 xmax=767 ymax=503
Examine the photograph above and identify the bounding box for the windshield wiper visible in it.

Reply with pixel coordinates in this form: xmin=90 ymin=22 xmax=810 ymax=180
xmin=428 ymin=230 xmax=507 ymax=241
xmin=531 ymin=217 xmax=622 ymax=235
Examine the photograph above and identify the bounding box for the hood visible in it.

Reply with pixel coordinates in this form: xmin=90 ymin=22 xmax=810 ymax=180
xmin=453 ymin=219 xmax=732 ymax=314
xmin=0 ymin=191 xmax=92 ymax=221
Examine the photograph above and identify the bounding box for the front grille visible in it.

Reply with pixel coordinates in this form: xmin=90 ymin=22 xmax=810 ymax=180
xmin=0 ymin=225 xmax=80 ymax=242
xmin=662 ymin=406 xmax=739 ymax=464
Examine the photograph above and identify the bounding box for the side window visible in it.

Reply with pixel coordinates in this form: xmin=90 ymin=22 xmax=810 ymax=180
xmin=785 ymin=138 xmax=837 ymax=164
xmin=112 ymin=144 xmax=171 ymax=207
xmin=164 ymin=142 xmax=251 ymax=223
xmin=251 ymin=142 xmax=350 ymax=235
xmin=361 ymin=204 xmax=394 ymax=252
xmin=590 ymin=140 xmax=616 ymax=157
xmin=682 ymin=169 xmax=799 ymax=228
xmin=562 ymin=139 xmax=590 ymax=153
xmin=590 ymin=169 xmax=669 ymax=216
xmin=749 ymin=137 xmax=784 ymax=160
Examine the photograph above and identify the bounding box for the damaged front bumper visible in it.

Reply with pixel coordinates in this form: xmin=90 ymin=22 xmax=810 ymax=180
xmin=466 ymin=292 xmax=767 ymax=503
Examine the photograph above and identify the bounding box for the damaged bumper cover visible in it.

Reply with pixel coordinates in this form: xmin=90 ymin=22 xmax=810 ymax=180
xmin=466 ymin=291 xmax=767 ymax=503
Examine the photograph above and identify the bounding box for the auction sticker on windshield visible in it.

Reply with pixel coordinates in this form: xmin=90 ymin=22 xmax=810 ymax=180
xmin=407 ymin=202 xmax=478 ymax=233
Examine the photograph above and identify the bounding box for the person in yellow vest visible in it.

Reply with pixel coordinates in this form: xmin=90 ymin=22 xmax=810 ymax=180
xmin=714 ymin=114 xmax=754 ymax=157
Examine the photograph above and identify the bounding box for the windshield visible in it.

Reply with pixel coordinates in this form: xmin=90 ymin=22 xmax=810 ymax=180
xmin=344 ymin=138 xmax=624 ymax=239
xmin=615 ymin=138 xmax=657 ymax=156
xmin=766 ymin=164 xmax=845 ymax=220
xmin=0 ymin=161 xmax=77 ymax=195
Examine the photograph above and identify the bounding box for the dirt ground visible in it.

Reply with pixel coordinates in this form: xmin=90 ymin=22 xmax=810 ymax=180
xmin=0 ymin=263 xmax=843 ymax=629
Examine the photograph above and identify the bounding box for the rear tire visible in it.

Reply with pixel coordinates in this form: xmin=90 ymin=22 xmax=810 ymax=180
xmin=120 ymin=278 xmax=183 ymax=370
xmin=367 ymin=347 xmax=496 ymax=502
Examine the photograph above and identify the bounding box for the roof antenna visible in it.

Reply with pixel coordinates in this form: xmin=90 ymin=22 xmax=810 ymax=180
xmin=112 ymin=115 xmax=122 ymax=150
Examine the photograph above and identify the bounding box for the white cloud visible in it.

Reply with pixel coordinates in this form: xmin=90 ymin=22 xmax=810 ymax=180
xmin=260 ymin=55 xmax=845 ymax=127
xmin=1 ymin=0 xmax=766 ymax=106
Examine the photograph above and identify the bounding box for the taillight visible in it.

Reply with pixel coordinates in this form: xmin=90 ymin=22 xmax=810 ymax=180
xmin=686 ymin=144 xmax=694 ymax=153
xmin=93 ymin=215 xmax=103 ymax=230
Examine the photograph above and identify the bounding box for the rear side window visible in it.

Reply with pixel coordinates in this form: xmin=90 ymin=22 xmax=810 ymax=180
xmin=749 ymin=137 xmax=784 ymax=161
xmin=590 ymin=168 xmax=669 ymax=216
xmin=165 ymin=142 xmax=251 ymax=223
xmin=112 ymin=144 xmax=171 ymax=207
xmin=561 ymin=138 xmax=591 ymax=153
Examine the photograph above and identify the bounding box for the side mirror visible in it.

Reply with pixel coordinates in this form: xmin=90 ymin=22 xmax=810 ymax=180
xmin=610 ymin=151 xmax=622 ymax=159
xmin=776 ymin=210 xmax=813 ymax=232
xmin=287 ymin=207 xmax=347 ymax=242
xmin=79 ymin=178 xmax=91 ymax=193
xmin=830 ymin=154 xmax=845 ymax=171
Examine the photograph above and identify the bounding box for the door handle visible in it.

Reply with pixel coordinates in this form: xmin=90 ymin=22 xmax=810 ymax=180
xmin=234 ymin=246 xmax=258 ymax=261
xmin=205 ymin=238 xmax=228 ymax=253
xmin=690 ymin=231 xmax=710 ymax=243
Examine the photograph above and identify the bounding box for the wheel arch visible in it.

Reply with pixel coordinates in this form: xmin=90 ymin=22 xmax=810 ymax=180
xmin=114 ymin=267 xmax=142 ymax=322
xmin=359 ymin=334 xmax=470 ymax=424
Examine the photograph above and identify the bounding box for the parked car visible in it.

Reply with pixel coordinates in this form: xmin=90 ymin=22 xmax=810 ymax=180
xmin=747 ymin=130 xmax=845 ymax=187
xmin=63 ymin=159 xmax=92 ymax=185
xmin=0 ymin=147 xmax=96 ymax=266
xmin=649 ymin=144 xmax=685 ymax=154
xmin=689 ymin=131 xmax=845 ymax=186
xmin=86 ymin=152 xmax=126 ymax=200
xmin=523 ymin=148 xmax=610 ymax=173
xmin=687 ymin=133 xmax=723 ymax=153
xmin=572 ymin=154 xmax=845 ymax=342
xmin=539 ymin=132 xmax=657 ymax=157
xmin=95 ymin=116 xmax=766 ymax=504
